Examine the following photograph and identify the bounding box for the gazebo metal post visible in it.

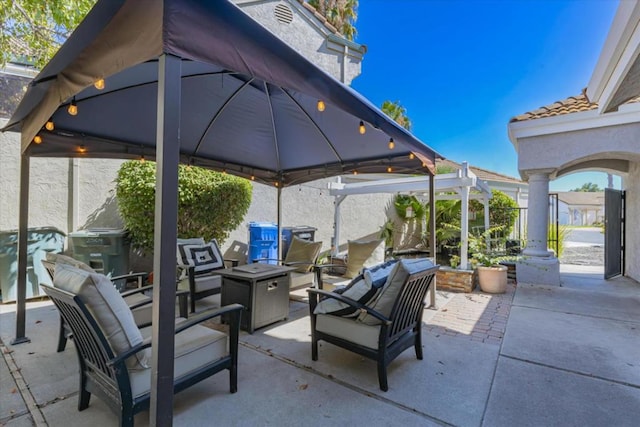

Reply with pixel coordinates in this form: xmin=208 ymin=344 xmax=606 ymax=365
xmin=277 ymin=186 xmax=282 ymax=260
xmin=150 ymin=53 xmax=181 ymax=426
xmin=428 ymin=170 xmax=436 ymax=308
xmin=12 ymin=154 xmax=31 ymax=345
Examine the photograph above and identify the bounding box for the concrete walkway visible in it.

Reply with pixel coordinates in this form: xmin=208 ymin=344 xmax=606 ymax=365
xmin=1 ymin=265 xmax=639 ymax=426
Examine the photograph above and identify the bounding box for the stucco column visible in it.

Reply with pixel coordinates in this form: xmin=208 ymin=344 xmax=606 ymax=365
xmin=518 ymin=169 xmax=560 ymax=286
xmin=523 ymin=172 xmax=553 ymax=257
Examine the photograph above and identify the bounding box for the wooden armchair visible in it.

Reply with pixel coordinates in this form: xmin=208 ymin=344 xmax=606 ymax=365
xmin=42 ymin=256 xmax=188 ymax=352
xmin=307 ymin=259 xmax=439 ymax=391
xmin=41 ymin=264 xmax=242 ymax=427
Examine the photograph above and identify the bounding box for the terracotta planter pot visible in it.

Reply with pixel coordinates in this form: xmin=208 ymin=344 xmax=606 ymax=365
xmin=476 ymin=265 xmax=508 ymax=294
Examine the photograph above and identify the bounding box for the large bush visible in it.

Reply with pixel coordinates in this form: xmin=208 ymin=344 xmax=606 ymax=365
xmin=115 ymin=160 xmax=252 ymax=253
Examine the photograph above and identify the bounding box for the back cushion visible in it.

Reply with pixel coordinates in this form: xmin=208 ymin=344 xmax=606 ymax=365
xmin=358 ymin=258 xmax=435 ymax=325
xmin=314 ymin=260 xmax=398 ymax=317
xmin=178 ymin=240 xmax=224 ymax=275
xmin=284 ymin=237 xmax=322 ymax=273
xmin=344 ymin=239 xmax=385 ymax=279
xmin=46 ymin=252 xmax=94 ymax=273
xmin=53 ymin=263 xmax=150 ymax=370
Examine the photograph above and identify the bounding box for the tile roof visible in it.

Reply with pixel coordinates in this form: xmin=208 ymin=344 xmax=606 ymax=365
xmin=510 ymin=90 xmax=640 ymax=122
xmin=437 ymin=159 xmax=524 ymax=185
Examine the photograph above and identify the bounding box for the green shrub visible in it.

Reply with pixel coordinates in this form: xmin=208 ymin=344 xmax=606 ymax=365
xmin=488 ymin=190 xmax=519 ymax=236
xmin=115 ymin=160 xmax=252 ymax=253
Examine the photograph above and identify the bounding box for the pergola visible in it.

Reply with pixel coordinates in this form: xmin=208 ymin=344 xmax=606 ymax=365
xmin=329 ymin=162 xmax=492 ymax=269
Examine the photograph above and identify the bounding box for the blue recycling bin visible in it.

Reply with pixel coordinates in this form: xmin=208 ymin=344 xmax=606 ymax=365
xmin=0 ymin=227 xmax=66 ymax=303
xmin=247 ymin=222 xmax=278 ymax=264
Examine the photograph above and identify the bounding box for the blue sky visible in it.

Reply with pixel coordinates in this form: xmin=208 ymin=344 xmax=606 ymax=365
xmin=350 ymin=0 xmax=620 ymax=191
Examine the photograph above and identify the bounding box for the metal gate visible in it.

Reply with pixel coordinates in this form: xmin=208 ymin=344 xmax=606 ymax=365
xmin=604 ymin=188 xmax=625 ymax=279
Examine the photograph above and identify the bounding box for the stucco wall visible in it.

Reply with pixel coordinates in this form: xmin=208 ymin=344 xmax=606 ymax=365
xmin=625 ymin=161 xmax=640 ymax=281
xmin=517 ymin=122 xmax=640 ymax=173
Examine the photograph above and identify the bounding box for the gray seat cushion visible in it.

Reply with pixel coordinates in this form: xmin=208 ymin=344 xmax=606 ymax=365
xmin=130 ymin=321 xmax=228 ymax=398
xmin=315 ymin=314 xmax=380 ymax=349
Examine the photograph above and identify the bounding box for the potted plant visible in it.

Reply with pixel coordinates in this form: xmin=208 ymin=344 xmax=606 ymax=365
xmin=468 ymin=227 xmax=508 ymax=294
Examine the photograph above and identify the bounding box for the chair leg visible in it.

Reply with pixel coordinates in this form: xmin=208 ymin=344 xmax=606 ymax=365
xmin=311 ymin=337 xmax=318 ymax=361
xmin=414 ymin=329 xmax=424 ymax=360
xmin=190 ymin=295 xmax=196 ymax=314
xmin=230 ymin=365 xmax=238 ymax=393
xmin=57 ymin=315 xmax=68 ymax=352
xmin=78 ymin=372 xmax=91 ymax=410
xmin=120 ymin=407 xmax=135 ymax=427
xmin=377 ymin=359 xmax=389 ymax=392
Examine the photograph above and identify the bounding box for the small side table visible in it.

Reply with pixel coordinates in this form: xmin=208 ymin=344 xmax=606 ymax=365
xmin=218 ymin=264 xmax=295 ymax=333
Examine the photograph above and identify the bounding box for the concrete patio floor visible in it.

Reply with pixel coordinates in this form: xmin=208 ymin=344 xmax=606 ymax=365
xmin=1 ymin=264 xmax=639 ymax=426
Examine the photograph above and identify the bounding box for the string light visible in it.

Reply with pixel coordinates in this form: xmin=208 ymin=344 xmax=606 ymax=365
xmin=358 ymin=121 xmax=366 ymax=135
xmin=94 ymin=78 xmax=105 ymax=90
xmin=317 ymin=100 xmax=325 ymax=112
xmin=409 ymin=153 xmax=415 ymax=160
xmin=388 ymin=138 xmax=395 ymax=149
xmin=45 ymin=121 xmax=54 ymax=131
xmin=78 ymin=145 xmax=86 ymax=153
xmin=387 ymin=166 xmax=392 ymax=173
xmin=274 ymin=181 xmax=279 ymax=187
xmin=353 ymin=170 xmax=358 ymax=175
xmin=250 ymin=175 xmax=255 ymax=181
xmin=33 ymin=135 xmax=42 ymax=144
xmin=68 ymin=97 xmax=78 ymax=116
xmin=140 ymin=155 xmax=145 ymax=163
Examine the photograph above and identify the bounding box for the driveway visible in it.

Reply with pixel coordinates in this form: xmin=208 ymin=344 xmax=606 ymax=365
xmin=560 ymin=226 xmax=604 ymax=266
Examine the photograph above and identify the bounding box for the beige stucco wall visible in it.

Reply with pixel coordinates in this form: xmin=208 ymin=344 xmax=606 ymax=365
xmin=517 ymin=122 xmax=640 ymax=174
xmin=625 ymin=161 xmax=639 ymax=281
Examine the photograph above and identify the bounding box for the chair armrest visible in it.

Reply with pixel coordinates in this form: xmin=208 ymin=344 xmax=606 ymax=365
xmin=307 ymin=289 xmax=391 ymax=325
xmin=110 ymin=271 xmax=148 ymax=286
xmin=174 ymin=303 xmax=243 ymax=334
xmin=110 ymin=303 xmax=243 ymax=365
xmin=120 ymin=284 xmax=154 ymax=297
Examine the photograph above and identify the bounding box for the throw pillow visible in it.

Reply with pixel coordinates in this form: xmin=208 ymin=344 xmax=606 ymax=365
xmin=344 ymin=239 xmax=385 ymax=278
xmin=358 ymin=258 xmax=435 ymax=326
xmin=313 ymin=260 xmax=397 ymax=317
xmin=178 ymin=241 xmax=224 ymax=275
xmin=53 ymin=263 xmax=150 ymax=370
xmin=176 ymin=237 xmax=206 ymax=266
xmin=313 ymin=274 xmax=371 ymax=317
xmin=284 ymin=237 xmax=322 ymax=273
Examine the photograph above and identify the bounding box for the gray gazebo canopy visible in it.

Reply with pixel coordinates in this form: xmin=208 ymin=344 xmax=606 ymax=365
xmin=3 ymin=1 xmax=442 ymax=424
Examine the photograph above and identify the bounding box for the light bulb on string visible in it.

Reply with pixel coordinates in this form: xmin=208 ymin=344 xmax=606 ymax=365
xmin=68 ymin=97 xmax=78 ymax=116
xmin=388 ymin=138 xmax=395 ymax=149
xmin=317 ymin=100 xmax=325 ymax=112
xmin=94 ymin=78 xmax=105 ymax=90
xmin=33 ymin=135 xmax=42 ymax=144
xmin=409 ymin=153 xmax=415 ymax=160
xmin=45 ymin=121 xmax=54 ymax=131
xmin=358 ymin=121 xmax=366 ymax=135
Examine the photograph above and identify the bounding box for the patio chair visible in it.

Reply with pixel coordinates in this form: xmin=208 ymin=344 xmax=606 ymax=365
xmin=255 ymin=236 xmax=323 ymax=291
xmin=314 ymin=238 xmax=385 ymax=290
xmin=177 ymin=238 xmax=239 ymax=313
xmin=307 ymin=258 xmax=439 ymax=391
xmin=43 ymin=254 xmax=187 ymax=352
xmin=41 ymin=263 xmax=242 ymax=427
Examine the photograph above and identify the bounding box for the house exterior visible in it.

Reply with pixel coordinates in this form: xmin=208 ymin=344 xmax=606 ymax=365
xmin=0 ymin=1 xmax=391 ymax=267
xmin=508 ymin=0 xmax=640 ymax=283
xmin=556 ymin=191 xmax=604 ymax=226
